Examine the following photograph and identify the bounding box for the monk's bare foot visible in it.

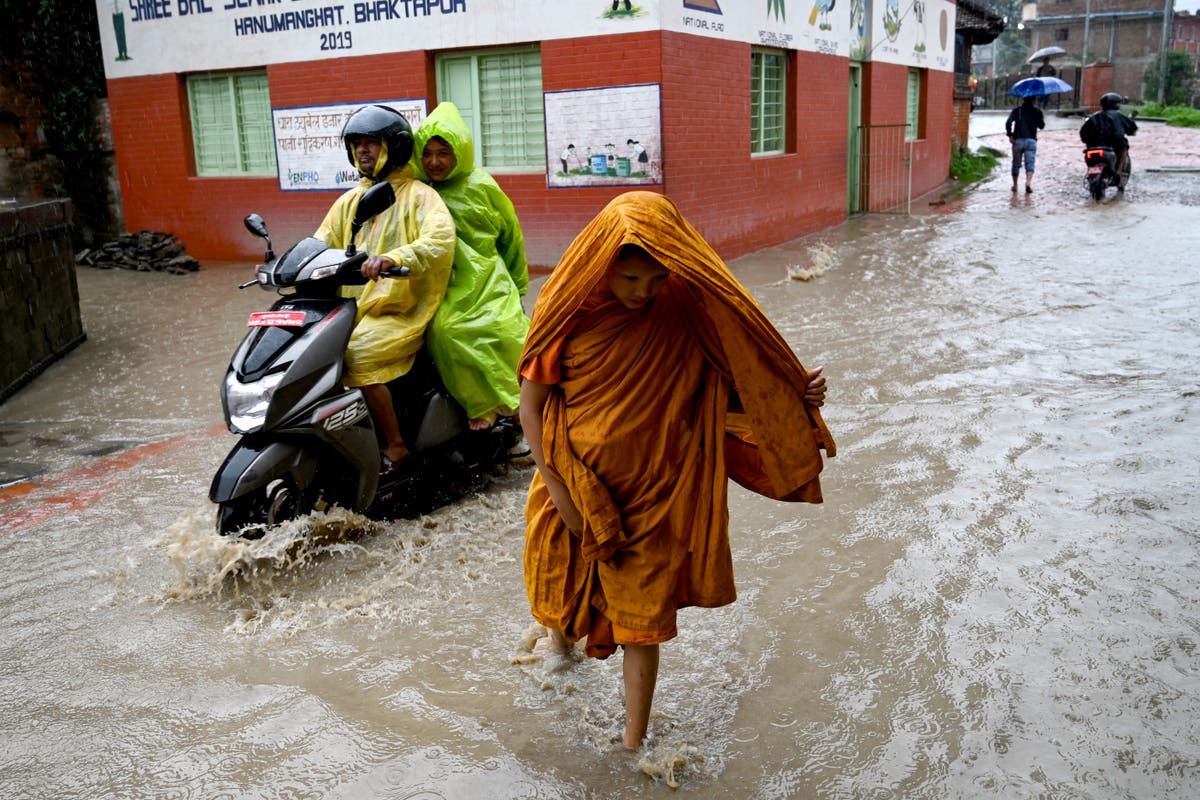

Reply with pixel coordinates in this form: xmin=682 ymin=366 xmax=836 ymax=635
xmin=537 ymin=628 xmax=577 ymax=674
xmin=546 ymin=628 xmax=571 ymax=655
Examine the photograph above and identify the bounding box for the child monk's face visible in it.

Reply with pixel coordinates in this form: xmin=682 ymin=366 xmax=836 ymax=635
xmin=607 ymin=248 xmax=670 ymax=310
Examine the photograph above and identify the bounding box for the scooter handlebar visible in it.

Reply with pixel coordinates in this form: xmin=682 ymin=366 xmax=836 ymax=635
xmin=380 ymin=266 xmax=411 ymax=278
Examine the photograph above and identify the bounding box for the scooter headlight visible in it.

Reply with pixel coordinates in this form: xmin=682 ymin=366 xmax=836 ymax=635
xmin=225 ymin=370 xmax=285 ymax=433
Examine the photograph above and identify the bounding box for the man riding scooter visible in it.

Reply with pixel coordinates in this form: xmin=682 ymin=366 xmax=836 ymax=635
xmin=1080 ymin=92 xmax=1138 ymax=193
xmin=315 ymin=105 xmax=456 ymax=476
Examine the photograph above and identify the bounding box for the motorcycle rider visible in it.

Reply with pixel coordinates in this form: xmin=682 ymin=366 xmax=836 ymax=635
xmin=1080 ymin=92 xmax=1138 ymax=191
xmin=315 ymin=105 xmax=456 ymax=475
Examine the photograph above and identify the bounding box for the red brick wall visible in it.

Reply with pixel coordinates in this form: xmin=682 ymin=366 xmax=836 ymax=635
xmin=1 ymin=56 xmax=63 ymax=202
xmin=108 ymin=54 xmax=432 ymax=263
xmin=107 ymin=33 xmax=952 ymax=266
xmin=922 ymin=68 xmax=955 ymax=196
xmin=860 ymin=61 xmax=953 ymax=208
xmin=662 ymin=37 xmax=850 ymax=256
xmin=1081 ymin=63 xmax=1114 ymax=111
xmin=515 ymin=32 xmax=666 ymax=268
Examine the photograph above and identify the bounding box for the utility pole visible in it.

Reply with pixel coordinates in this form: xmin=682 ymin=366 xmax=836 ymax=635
xmin=1082 ymin=0 xmax=1091 ymax=68
xmin=1156 ymin=0 xmax=1172 ymax=104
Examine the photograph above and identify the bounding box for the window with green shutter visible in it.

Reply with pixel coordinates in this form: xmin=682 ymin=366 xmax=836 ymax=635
xmin=751 ymin=48 xmax=787 ymax=156
xmin=436 ymin=47 xmax=545 ymax=172
xmin=187 ymin=71 xmax=277 ymax=177
xmin=906 ymin=68 xmax=923 ymax=141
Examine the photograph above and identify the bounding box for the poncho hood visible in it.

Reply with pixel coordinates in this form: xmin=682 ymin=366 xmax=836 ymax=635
xmin=523 ymin=190 xmax=836 ymax=494
xmin=412 ymin=101 xmax=474 ymax=184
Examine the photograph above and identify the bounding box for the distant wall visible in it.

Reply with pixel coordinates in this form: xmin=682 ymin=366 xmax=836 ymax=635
xmin=0 ymin=199 xmax=86 ymax=404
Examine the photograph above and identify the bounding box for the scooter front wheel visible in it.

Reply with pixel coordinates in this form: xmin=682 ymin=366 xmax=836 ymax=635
xmin=217 ymin=477 xmax=308 ymax=538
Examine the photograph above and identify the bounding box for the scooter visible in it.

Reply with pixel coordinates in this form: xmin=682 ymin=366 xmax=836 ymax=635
xmin=1083 ymin=145 xmax=1131 ymax=201
xmin=209 ymin=182 xmax=521 ymax=537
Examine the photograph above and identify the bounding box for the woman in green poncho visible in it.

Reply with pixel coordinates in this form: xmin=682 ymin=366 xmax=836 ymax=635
xmin=412 ymin=101 xmax=531 ymax=430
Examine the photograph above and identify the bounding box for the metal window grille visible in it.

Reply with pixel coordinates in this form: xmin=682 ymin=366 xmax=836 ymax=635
xmin=438 ymin=48 xmax=545 ymax=172
xmin=857 ymin=123 xmax=912 ymax=214
xmin=479 ymin=50 xmax=544 ymax=169
xmin=752 ymin=49 xmax=786 ymax=155
xmin=905 ymin=68 xmax=922 ymax=142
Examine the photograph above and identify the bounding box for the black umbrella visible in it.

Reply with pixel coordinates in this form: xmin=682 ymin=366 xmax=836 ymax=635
xmin=1027 ymin=46 xmax=1069 ymax=63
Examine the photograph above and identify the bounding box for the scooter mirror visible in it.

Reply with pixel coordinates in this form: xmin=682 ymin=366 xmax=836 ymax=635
xmin=347 ymin=182 xmax=397 ymax=256
xmin=244 ymin=213 xmax=275 ymax=262
xmin=244 ymin=213 xmax=269 ymax=239
xmin=352 ymin=183 xmax=396 ymax=228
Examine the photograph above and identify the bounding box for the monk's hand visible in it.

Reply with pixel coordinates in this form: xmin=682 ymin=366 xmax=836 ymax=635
xmin=804 ymin=365 xmax=827 ymax=407
xmin=557 ymin=498 xmax=584 ymax=535
xmin=361 ymin=255 xmax=397 ymax=280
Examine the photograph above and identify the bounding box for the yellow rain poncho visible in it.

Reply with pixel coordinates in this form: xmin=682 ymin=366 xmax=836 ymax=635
xmin=316 ymin=162 xmax=455 ymax=387
xmin=412 ymin=102 xmax=530 ymax=419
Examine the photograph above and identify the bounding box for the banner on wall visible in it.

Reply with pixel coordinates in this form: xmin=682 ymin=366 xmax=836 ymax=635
xmin=663 ymin=0 xmax=955 ymax=69
xmin=863 ymin=0 xmax=955 ymax=69
xmin=544 ymin=84 xmax=663 ymax=189
xmin=273 ymin=99 xmax=426 ymax=192
xmin=96 ymin=0 xmax=663 ymax=79
xmin=97 ymin=0 xmax=952 ymax=80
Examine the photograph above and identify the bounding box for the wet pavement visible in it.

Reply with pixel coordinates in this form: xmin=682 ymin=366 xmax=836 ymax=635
xmin=959 ymin=109 xmax=1200 ymax=210
xmin=2 ymin=118 xmax=1199 ymax=798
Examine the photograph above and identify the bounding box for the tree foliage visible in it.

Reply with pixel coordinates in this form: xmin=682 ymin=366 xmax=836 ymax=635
xmin=3 ymin=0 xmax=106 ymax=153
xmin=1142 ymin=51 xmax=1198 ymax=108
xmin=0 ymin=0 xmax=110 ymax=241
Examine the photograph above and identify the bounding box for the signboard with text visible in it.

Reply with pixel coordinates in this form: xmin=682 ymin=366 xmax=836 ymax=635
xmin=272 ymin=99 xmax=426 ymax=192
xmin=97 ymin=1 xmax=953 ymax=79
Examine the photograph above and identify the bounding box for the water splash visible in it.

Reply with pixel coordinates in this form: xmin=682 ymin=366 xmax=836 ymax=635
xmin=787 ymin=242 xmax=835 ymax=281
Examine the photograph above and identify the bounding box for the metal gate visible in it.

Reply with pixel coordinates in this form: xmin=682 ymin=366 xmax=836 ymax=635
xmin=857 ymin=123 xmax=913 ymax=214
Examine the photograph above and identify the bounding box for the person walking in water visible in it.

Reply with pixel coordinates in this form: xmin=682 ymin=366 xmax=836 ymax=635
xmin=1005 ymin=95 xmax=1045 ymax=194
xmin=518 ymin=191 xmax=834 ymax=750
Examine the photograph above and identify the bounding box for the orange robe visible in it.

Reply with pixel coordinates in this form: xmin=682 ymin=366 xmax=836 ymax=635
xmin=521 ymin=191 xmax=835 ymax=658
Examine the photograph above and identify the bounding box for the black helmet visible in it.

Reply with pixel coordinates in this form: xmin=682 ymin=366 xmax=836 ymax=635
xmin=1099 ymin=92 xmax=1124 ymax=111
xmin=341 ymin=105 xmax=414 ymax=180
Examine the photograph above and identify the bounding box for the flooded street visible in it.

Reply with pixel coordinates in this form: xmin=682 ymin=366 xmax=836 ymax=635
xmin=2 ymin=120 xmax=1199 ymax=798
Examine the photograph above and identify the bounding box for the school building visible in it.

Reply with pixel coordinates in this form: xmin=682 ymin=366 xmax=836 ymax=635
xmin=96 ymin=0 xmax=962 ymax=267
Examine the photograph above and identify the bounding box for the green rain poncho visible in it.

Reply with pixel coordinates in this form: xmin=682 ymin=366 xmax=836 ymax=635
xmin=412 ymin=102 xmax=530 ymax=420
xmin=316 ymin=162 xmax=455 ymax=387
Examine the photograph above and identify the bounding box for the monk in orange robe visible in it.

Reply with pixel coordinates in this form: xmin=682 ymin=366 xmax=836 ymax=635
xmin=518 ymin=191 xmax=835 ymax=750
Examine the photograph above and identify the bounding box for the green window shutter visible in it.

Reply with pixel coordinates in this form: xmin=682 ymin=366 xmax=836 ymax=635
xmin=188 ymin=70 xmax=275 ymax=176
xmin=234 ymin=73 xmax=276 ymax=174
xmin=439 ymin=56 xmax=480 ymax=147
xmin=190 ymin=75 xmax=239 ymax=175
xmin=438 ymin=47 xmax=544 ymax=171
xmin=752 ymin=49 xmax=786 ymax=155
xmin=906 ymin=69 xmax=921 ymax=141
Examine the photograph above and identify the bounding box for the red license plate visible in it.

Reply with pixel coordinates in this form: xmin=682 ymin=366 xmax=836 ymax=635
xmin=248 ymin=310 xmax=306 ymax=327
xmin=1086 ymin=166 xmax=1103 ymax=176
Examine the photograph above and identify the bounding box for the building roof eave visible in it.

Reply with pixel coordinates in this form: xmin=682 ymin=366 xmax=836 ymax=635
xmin=955 ymin=0 xmax=1006 ymax=45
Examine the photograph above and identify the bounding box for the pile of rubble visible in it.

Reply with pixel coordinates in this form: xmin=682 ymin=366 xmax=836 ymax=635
xmin=75 ymin=230 xmax=201 ymax=274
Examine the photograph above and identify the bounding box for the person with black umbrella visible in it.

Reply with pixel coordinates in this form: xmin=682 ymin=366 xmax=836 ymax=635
xmin=1005 ymin=95 xmax=1045 ymax=193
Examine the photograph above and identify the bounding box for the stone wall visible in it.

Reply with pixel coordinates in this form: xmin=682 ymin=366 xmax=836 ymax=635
xmin=0 ymin=53 xmax=64 ymax=204
xmin=0 ymin=199 xmax=85 ymax=404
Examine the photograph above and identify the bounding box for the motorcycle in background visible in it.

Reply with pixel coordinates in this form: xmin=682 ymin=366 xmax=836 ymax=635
xmin=1083 ymin=145 xmax=1131 ymax=202
xmin=209 ymin=182 xmax=521 ymax=537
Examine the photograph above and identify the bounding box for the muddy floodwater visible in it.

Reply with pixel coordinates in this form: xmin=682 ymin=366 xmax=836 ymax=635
xmin=2 ymin=122 xmax=1199 ymax=798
